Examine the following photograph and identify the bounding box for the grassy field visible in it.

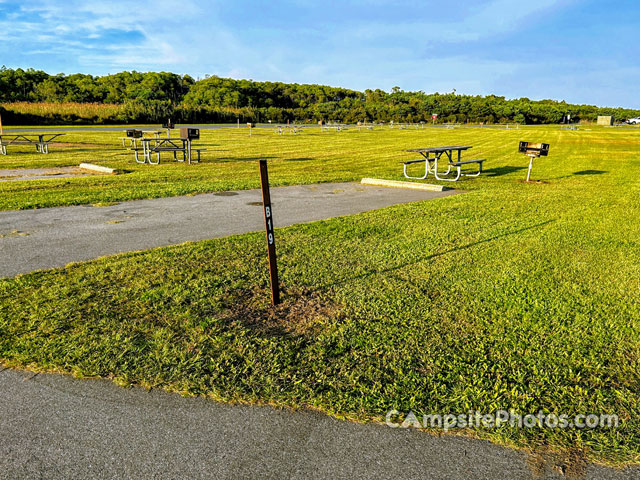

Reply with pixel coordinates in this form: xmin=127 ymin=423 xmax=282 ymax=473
xmin=1 ymin=124 xmax=640 ymax=466
xmin=0 ymin=124 xmax=635 ymax=210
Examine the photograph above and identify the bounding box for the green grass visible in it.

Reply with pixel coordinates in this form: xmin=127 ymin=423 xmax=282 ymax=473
xmin=0 ymin=124 xmax=635 ymax=211
xmin=1 ymin=124 xmax=640 ymax=466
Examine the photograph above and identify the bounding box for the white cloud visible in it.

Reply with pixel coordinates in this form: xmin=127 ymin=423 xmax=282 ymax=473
xmin=6 ymin=0 xmax=634 ymax=107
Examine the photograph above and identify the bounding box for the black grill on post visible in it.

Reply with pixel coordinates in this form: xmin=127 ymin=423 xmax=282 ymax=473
xmin=519 ymin=141 xmax=550 ymax=182
xmin=126 ymin=129 xmax=143 ymax=138
xmin=519 ymin=141 xmax=549 ymax=157
xmin=180 ymin=128 xmax=200 ymax=140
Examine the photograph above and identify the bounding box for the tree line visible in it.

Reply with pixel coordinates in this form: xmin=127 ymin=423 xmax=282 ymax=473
xmin=1 ymin=67 xmax=638 ymax=125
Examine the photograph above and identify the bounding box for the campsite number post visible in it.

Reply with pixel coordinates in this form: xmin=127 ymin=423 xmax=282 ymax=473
xmin=259 ymin=160 xmax=280 ymax=305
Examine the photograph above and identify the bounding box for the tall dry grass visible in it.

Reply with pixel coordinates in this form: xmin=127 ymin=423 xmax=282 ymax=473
xmin=1 ymin=102 xmax=123 ymax=119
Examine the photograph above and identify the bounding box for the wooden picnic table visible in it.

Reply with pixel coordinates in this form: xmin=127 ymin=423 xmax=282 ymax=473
xmin=132 ymin=137 xmax=205 ymax=165
xmin=0 ymin=133 xmax=65 ymax=155
xmin=404 ymin=146 xmax=485 ymax=181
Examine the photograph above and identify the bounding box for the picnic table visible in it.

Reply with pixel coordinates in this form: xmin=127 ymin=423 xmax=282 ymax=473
xmin=274 ymin=125 xmax=304 ymax=135
xmin=321 ymin=123 xmax=347 ymax=132
xmin=404 ymin=146 xmax=485 ymax=182
xmin=0 ymin=133 xmax=65 ymax=155
xmin=133 ymin=137 xmax=205 ymax=165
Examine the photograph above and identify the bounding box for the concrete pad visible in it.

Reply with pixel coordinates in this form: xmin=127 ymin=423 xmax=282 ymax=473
xmin=78 ymin=163 xmax=120 ymax=174
xmin=0 ymin=182 xmax=460 ymax=277
xmin=361 ymin=177 xmax=448 ymax=191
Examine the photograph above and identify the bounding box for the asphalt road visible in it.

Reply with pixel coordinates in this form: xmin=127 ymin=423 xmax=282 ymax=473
xmin=0 ymin=182 xmax=457 ymax=277
xmin=2 ymin=368 xmax=637 ymax=480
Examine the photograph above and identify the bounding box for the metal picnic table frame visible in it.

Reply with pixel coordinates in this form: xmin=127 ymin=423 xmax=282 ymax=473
xmin=134 ymin=137 xmax=203 ymax=165
xmin=0 ymin=133 xmax=65 ymax=155
xmin=404 ymin=146 xmax=485 ymax=182
xmin=274 ymin=125 xmax=304 ymax=135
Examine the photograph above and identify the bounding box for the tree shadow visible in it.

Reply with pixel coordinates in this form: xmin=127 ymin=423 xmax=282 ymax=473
xmin=216 ymin=156 xmax=278 ymax=162
xmin=555 ymin=170 xmax=608 ymax=180
xmin=286 ymin=157 xmax=313 ymax=162
xmin=484 ymin=166 xmax=527 ymax=177
xmin=317 ymin=219 xmax=556 ymax=290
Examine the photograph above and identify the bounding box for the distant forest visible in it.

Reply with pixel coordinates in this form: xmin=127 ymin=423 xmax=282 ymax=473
xmin=0 ymin=67 xmax=638 ymax=125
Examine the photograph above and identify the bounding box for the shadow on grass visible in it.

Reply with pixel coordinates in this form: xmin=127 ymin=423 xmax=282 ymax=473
xmin=573 ymin=170 xmax=607 ymax=175
xmin=285 ymin=158 xmax=314 ymax=162
xmin=216 ymin=156 xmax=278 ymax=163
xmin=554 ymin=170 xmax=608 ymax=180
xmin=484 ymin=166 xmax=527 ymax=177
xmin=320 ymin=219 xmax=556 ymax=290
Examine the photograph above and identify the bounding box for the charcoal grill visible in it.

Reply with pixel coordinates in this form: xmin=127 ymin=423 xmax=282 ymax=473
xmin=180 ymin=128 xmax=200 ymax=140
xmin=126 ymin=129 xmax=143 ymax=138
xmin=519 ymin=141 xmax=550 ymax=182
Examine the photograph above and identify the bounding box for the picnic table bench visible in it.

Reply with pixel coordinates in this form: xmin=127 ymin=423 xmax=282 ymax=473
xmin=0 ymin=133 xmax=65 ymax=155
xmin=132 ymin=137 xmax=205 ymax=165
xmin=404 ymin=146 xmax=485 ymax=181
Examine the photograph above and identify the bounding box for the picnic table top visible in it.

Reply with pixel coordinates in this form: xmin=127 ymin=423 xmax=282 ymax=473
xmin=0 ymin=133 xmax=65 ymax=140
xmin=140 ymin=137 xmax=188 ymax=143
xmin=139 ymin=138 xmax=194 ymax=151
xmin=406 ymin=145 xmax=472 ymax=153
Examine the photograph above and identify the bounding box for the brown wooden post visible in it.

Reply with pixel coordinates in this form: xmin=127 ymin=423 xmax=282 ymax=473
xmin=259 ymin=160 xmax=280 ymax=305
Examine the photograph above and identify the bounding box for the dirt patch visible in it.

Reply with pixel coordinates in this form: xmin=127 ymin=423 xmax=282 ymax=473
xmin=0 ymin=166 xmax=107 ymax=182
xmin=220 ymin=287 xmax=344 ymax=337
xmin=526 ymin=448 xmax=587 ymax=478
xmin=517 ymin=179 xmax=549 ymax=185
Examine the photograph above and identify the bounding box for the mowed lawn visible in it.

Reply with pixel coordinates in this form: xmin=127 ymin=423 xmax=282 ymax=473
xmin=0 ymin=123 xmax=635 ymax=209
xmin=1 ymin=125 xmax=640 ymax=465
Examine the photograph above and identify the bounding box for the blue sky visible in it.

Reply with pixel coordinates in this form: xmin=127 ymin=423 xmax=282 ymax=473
xmin=0 ymin=0 xmax=638 ymax=107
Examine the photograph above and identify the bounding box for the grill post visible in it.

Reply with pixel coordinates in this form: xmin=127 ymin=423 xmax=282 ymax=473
xmin=526 ymin=156 xmax=534 ymax=182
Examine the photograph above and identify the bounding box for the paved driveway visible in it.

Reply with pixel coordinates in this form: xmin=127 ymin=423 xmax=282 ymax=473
xmin=2 ymin=369 xmax=637 ymax=480
xmin=0 ymin=182 xmax=457 ymax=277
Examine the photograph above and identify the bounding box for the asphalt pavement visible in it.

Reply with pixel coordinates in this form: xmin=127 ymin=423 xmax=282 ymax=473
xmin=0 ymin=182 xmax=457 ymax=277
xmin=2 ymin=368 xmax=638 ymax=480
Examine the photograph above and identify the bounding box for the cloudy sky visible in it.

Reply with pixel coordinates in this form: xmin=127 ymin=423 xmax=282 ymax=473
xmin=0 ymin=0 xmax=638 ymax=107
